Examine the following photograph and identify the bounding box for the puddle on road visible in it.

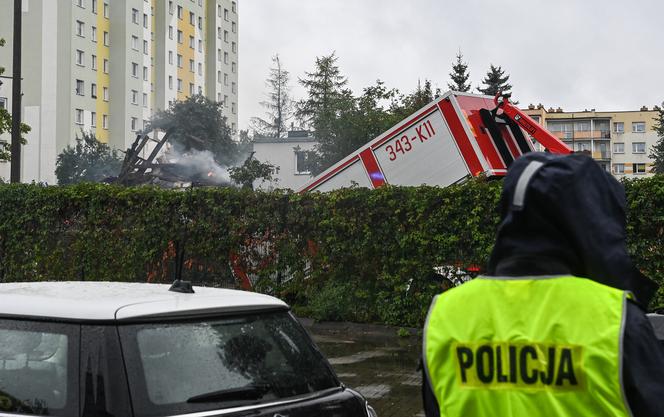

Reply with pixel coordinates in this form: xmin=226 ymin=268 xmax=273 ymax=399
xmin=311 ymin=329 xmax=423 ymax=417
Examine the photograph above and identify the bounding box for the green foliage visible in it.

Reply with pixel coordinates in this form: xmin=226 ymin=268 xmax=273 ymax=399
xmin=1 ymin=177 xmax=662 ymax=326
xmin=649 ymin=103 xmax=664 ymax=174
xmin=397 ymin=328 xmax=411 ymax=338
xmin=477 ymin=64 xmax=513 ymax=97
xmin=448 ymin=50 xmax=471 ymax=92
xmin=251 ymin=54 xmax=293 ymax=139
xmin=150 ymin=94 xmax=236 ymax=165
xmin=55 ymin=132 xmax=122 ymax=184
xmin=228 ymin=155 xmax=279 ymax=189
xmin=0 ymin=37 xmax=30 ymax=163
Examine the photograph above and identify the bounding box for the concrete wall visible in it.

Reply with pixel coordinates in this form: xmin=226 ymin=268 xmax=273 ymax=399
xmin=253 ymin=139 xmax=317 ymax=190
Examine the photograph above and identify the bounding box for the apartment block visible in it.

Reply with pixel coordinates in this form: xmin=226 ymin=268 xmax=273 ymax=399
xmin=523 ymin=105 xmax=660 ymax=178
xmin=0 ymin=0 xmax=238 ymax=183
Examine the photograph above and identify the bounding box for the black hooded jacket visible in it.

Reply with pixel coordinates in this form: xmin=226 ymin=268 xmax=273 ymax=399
xmin=423 ymin=153 xmax=664 ymax=417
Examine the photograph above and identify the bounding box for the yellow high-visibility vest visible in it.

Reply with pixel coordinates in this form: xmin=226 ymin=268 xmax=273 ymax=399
xmin=423 ymin=275 xmax=632 ymax=417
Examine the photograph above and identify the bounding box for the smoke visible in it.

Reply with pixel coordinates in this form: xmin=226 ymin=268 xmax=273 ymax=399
xmin=157 ymin=141 xmax=234 ymax=186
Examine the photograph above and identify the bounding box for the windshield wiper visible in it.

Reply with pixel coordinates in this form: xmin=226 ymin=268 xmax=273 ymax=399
xmin=186 ymin=385 xmax=271 ymax=403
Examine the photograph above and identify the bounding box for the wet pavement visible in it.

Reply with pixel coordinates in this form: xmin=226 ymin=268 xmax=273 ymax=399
xmin=307 ymin=323 xmax=425 ymax=417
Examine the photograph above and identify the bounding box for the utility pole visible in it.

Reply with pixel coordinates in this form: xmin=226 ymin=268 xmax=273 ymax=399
xmin=10 ymin=0 xmax=22 ymax=183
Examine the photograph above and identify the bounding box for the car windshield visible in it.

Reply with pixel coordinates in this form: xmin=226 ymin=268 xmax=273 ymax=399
xmin=119 ymin=310 xmax=339 ymax=417
xmin=0 ymin=319 xmax=78 ymax=416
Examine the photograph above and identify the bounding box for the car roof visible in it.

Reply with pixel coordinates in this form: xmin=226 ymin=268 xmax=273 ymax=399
xmin=0 ymin=282 xmax=288 ymax=321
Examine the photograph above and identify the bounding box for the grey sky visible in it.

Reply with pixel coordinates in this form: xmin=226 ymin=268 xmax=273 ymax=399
xmin=238 ymin=0 xmax=664 ymax=132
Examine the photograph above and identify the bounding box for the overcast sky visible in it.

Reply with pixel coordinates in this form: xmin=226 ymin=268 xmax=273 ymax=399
xmin=238 ymin=0 xmax=664 ymax=132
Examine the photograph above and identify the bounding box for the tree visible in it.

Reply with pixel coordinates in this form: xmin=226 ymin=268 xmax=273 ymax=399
xmin=228 ymin=153 xmax=279 ymax=189
xmin=150 ymin=94 xmax=236 ymax=165
xmin=55 ymin=132 xmax=122 ymax=184
xmin=0 ymin=38 xmax=30 ymax=163
xmin=477 ymin=64 xmax=513 ymax=97
xmin=649 ymin=103 xmax=664 ymax=173
xmin=448 ymin=50 xmax=471 ymax=92
xmin=397 ymin=79 xmax=440 ymax=119
xmin=297 ymin=52 xmax=348 ymax=142
xmin=250 ymin=54 xmax=293 ymax=139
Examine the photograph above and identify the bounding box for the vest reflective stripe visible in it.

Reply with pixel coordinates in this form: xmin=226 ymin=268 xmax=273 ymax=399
xmin=423 ymin=276 xmax=631 ymax=417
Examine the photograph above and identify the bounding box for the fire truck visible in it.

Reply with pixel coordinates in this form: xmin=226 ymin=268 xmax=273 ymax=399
xmin=299 ymin=92 xmax=571 ymax=192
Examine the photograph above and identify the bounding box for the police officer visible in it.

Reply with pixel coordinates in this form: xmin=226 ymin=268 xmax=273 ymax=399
xmin=422 ymin=152 xmax=664 ymax=417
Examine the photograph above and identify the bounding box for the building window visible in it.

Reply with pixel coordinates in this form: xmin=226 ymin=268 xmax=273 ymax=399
xmin=613 ymin=142 xmax=624 ymax=154
xmin=143 ymin=66 xmax=148 ymax=81
xmin=177 ymin=78 xmax=182 ymax=92
xmin=131 ymin=35 xmax=139 ymax=50
xmin=232 ymin=21 xmax=236 ymax=33
xmin=231 ymin=82 xmax=236 ymax=94
xmin=102 ymin=114 xmax=108 ymax=129
xmin=217 ymin=27 xmax=221 ymax=39
xmin=75 ymin=50 xmax=84 ymax=66
xmin=168 ymin=51 xmax=174 ymax=65
xmin=232 ymin=41 xmax=236 ymax=53
xmin=223 ymin=95 xmax=228 ymax=106
xmin=177 ymin=54 xmax=183 ymax=68
xmin=0 ymin=97 xmax=6 ymax=109
xmin=217 ymin=92 xmax=221 ymax=102
xmin=198 ymin=39 xmax=202 ymax=52
xmin=613 ymin=163 xmax=624 ymax=174
xmin=189 ymin=59 xmax=195 ymax=72
xmin=168 ymin=1 xmax=173 ymax=14
xmin=224 ymin=52 xmax=228 ymax=64
xmin=103 ymin=2 xmax=109 ymax=18
xmin=224 ymin=73 xmax=228 ymax=85
xmin=131 ymin=117 xmax=138 ymax=131
xmin=75 ymin=79 xmax=84 ymax=95
xmin=633 ymin=142 xmax=646 ymax=154
xmin=232 ymin=1 xmax=236 ymax=13
xmin=92 ymin=0 xmax=97 ymax=13
xmin=168 ymin=25 xmax=173 ymax=39
xmin=131 ymin=89 xmax=138 ymax=104
xmin=76 ymin=20 xmax=85 ymax=37
xmin=91 ymin=83 xmax=97 ymax=98
xmin=198 ymin=85 xmax=202 ymax=94
xmin=91 ymin=26 xmax=97 ymax=42
xmin=131 ymin=62 xmax=139 ymax=77
xmin=91 ymin=111 xmax=96 ymax=127
xmin=132 ymin=8 xmax=139 ymax=24
xmin=103 ymin=58 xmax=109 ymax=73
xmin=613 ymin=122 xmax=624 ymax=133
xmin=189 ymin=11 xmax=195 ymax=25
xmin=103 ymin=87 xmax=109 ymax=101
xmin=168 ymin=76 xmax=173 ymax=89
xmin=231 ymin=62 xmax=236 ymax=73
xmin=231 ymin=102 xmax=236 ymax=114
xmin=198 ymin=16 xmax=202 ymax=29
xmin=143 ymin=13 xmax=148 ymax=28
xmin=142 ymin=93 xmax=148 ymax=107
xmin=217 ymin=48 xmax=221 ymax=61
xmin=76 ymin=0 xmax=84 ymax=8
xmin=189 ymin=83 xmax=194 ymax=95
xmin=177 ymin=5 xmax=182 ymax=19
xmin=632 ymin=122 xmax=646 ymax=133
xmin=143 ymin=40 xmax=148 ymax=54
xmin=189 ymin=36 xmax=195 ymax=49
xmin=103 ymin=31 xmax=109 ymax=46
xmin=633 ymin=163 xmax=646 ymax=174
xmin=217 ymin=5 xmax=221 ymax=17
xmin=177 ymin=30 xmax=183 ymax=44
xmin=75 ymin=109 xmax=84 ymax=125
xmin=197 ymin=62 xmax=202 ymax=75
xmin=91 ymin=54 xmax=97 ymax=70
xmin=217 ymin=70 xmax=221 ymax=83
xmin=224 ymin=8 xmax=229 ymax=20
xmin=224 ymin=30 xmax=229 ymax=42
xmin=295 ymin=150 xmax=311 ymax=174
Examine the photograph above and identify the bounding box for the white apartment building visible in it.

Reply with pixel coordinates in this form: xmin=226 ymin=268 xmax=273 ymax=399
xmin=0 ymin=0 xmax=238 ymax=183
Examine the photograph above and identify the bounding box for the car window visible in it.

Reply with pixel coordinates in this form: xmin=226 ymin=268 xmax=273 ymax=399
xmin=120 ymin=310 xmax=339 ymax=417
xmin=0 ymin=319 xmax=78 ymax=416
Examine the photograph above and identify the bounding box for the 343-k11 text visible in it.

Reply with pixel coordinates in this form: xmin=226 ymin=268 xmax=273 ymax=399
xmin=384 ymin=119 xmax=436 ymax=161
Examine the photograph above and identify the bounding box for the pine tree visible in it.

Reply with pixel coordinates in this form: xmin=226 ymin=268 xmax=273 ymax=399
xmin=477 ymin=64 xmax=513 ymax=97
xmin=250 ymin=54 xmax=293 ymax=139
xmin=649 ymin=103 xmax=664 ymax=173
xmin=448 ymin=51 xmax=471 ymax=92
xmin=296 ymin=52 xmax=348 ymax=141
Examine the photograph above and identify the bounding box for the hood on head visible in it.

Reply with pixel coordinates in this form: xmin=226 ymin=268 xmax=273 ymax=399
xmin=488 ymin=152 xmax=657 ymax=305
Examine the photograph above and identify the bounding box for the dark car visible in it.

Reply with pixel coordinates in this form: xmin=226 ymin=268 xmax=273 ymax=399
xmin=0 ymin=281 xmax=377 ymax=416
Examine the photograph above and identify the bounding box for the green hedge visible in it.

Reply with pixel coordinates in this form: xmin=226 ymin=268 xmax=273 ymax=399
xmin=0 ymin=177 xmax=663 ymax=326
